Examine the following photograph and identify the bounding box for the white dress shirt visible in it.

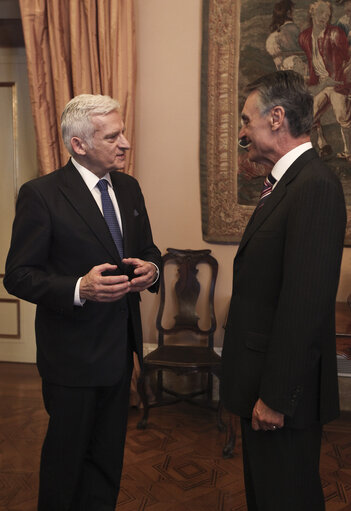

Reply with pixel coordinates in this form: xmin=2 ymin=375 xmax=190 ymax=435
xmin=71 ymin=157 xmax=123 ymax=231
xmin=72 ymin=158 xmax=125 ymax=305
xmin=70 ymin=158 xmax=159 ymax=305
xmin=271 ymin=142 xmax=313 ymax=187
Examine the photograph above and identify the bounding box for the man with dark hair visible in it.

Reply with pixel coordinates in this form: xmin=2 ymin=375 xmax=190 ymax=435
xmin=221 ymin=70 xmax=346 ymax=510
xmin=4 ymin=94 xmax=161 ymax=511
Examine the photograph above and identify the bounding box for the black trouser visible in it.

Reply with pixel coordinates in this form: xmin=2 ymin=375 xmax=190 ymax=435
xmin=240 ymin=417 xmax=324 ymax=511
xmin=38 ymin=351 xmax=133 ymax=511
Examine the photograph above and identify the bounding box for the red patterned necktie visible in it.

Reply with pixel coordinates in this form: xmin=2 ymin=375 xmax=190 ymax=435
xmin=257 ymin=173 xmax=276 ymax=209
xmin=249 ymin=173 xmax=277 ymax=221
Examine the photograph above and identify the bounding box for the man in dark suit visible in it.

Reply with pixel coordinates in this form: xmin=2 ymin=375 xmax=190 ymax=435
xmin=220 ymin=71 xmax=346 ymax=510
xmin=4 ymin=94 xmax=161 ymax=511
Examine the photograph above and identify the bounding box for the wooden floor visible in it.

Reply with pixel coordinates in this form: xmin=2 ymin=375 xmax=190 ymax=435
xmin=0 ymin=363 xmax=351 ymax=511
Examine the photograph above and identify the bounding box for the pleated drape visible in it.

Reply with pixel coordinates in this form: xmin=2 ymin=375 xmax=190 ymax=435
xmin=19 ymin=0 xmax=136 ymax=175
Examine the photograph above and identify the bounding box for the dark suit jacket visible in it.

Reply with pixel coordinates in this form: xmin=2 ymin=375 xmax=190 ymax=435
xmin=4 ymin=160 xmax=161 ymax=387
xmin=220 ymin=149 xmax=346 ymax=428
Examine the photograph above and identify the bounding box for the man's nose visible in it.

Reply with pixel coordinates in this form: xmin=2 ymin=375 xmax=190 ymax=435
xmin=118 ymin=134 xmax=130 ymax=150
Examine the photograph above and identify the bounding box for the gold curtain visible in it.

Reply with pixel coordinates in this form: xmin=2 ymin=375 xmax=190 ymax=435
xmin=19 ymin=0 xmax=136 ymax=175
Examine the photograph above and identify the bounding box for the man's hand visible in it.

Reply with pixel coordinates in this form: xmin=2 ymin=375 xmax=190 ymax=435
xmin=251 ymin=398 xmax=284 ymax=431
xmin=123 ymin=258 xmax=158 ymax=292
xmin=80 ymin=263 xmax=130 ymax=302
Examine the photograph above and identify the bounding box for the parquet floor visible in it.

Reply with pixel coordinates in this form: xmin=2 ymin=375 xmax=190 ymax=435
xmin=0 ymin=362 xmax=350 ymax=511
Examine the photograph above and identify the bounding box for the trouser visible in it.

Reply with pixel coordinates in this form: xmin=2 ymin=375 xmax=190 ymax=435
xmin=240 ymin=417 xmax=324 ymax=511
xmin=38 ymin=350 xmax=133 ymax=511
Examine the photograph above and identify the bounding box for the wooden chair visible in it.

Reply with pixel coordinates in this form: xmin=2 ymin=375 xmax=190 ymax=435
xmin=137 ymin=248 xmax=225 ymax=432
xmin=335 ymin=299 xmax=351 ymax=360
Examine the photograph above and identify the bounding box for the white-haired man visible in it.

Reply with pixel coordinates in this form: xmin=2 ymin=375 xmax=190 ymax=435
xmin=4 ymin=94 xmax=161 ymax=511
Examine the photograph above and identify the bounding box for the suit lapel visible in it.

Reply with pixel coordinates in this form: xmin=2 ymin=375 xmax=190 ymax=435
xmin=238 ymin=182 xmax=287 ymax=256
xmin=57 ymin=161 xmax=123 ymax=265
xmin=236 ymin=148 xmax=318 ymax=257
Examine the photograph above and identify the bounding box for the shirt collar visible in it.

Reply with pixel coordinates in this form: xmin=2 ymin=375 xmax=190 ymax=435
xmin=271 ymin=142 xmax=312 ymax=183
xmin=71 ymin=157 xmax=112 ymax=191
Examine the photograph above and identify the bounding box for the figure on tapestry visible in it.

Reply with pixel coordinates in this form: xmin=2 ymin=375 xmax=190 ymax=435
xmin=336 ymin=0 xmax=351 ymax=45
xmin=299 ymin=0 xmax=351 ymax=161
xmin=237 ymin=0 xmax=351 ymax=207
xmin=266 ymin=1 xmax=302 ymax=70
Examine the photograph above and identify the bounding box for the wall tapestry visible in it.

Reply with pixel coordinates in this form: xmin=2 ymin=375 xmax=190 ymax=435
xmin=200 ymin=0 xmax=351 ymax=244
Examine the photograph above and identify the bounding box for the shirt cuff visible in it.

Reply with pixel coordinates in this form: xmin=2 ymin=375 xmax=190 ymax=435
xmin=74 ymin=277 xmax=86 ymax=306
xmin=148 ymin=262 xmax=160 ymax=286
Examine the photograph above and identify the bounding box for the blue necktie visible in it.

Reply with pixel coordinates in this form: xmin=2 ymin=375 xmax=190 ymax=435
xmin=96 ymin=179 xmax=124 ymax=259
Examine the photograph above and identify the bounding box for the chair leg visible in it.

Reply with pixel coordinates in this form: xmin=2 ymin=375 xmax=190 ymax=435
xmin=207 ymin=372 xmax=213 ymax=402
xmin=156 ymin=369 xmax=163 ymax=399
xmin=137 ymin=371 xmax=150 ymax=429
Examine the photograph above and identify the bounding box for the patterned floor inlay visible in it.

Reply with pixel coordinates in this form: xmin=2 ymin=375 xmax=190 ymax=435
xmin=0 ymin=362 xmax=350 ymax=510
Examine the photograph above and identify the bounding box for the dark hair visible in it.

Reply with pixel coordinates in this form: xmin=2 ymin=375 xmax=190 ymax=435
xmin=270 ymin=0 xmax=295 ymax=32
xmin=246 ymin=70 xmax=314 ymax=137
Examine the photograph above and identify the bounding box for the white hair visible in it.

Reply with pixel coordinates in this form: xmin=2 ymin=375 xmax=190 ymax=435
xmin=61 ymin=94 xmax=120 ymax=156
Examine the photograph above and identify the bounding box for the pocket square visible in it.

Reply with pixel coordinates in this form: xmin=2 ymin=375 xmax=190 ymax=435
xmin=133 ymin=209 xmax=139 ymax=217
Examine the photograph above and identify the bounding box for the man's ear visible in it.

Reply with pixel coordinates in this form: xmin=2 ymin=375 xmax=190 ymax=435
xmin=270 ymin=106 xmax=285 ymax=131
xmin=70 ymin=136 xmax=87 ymax=155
